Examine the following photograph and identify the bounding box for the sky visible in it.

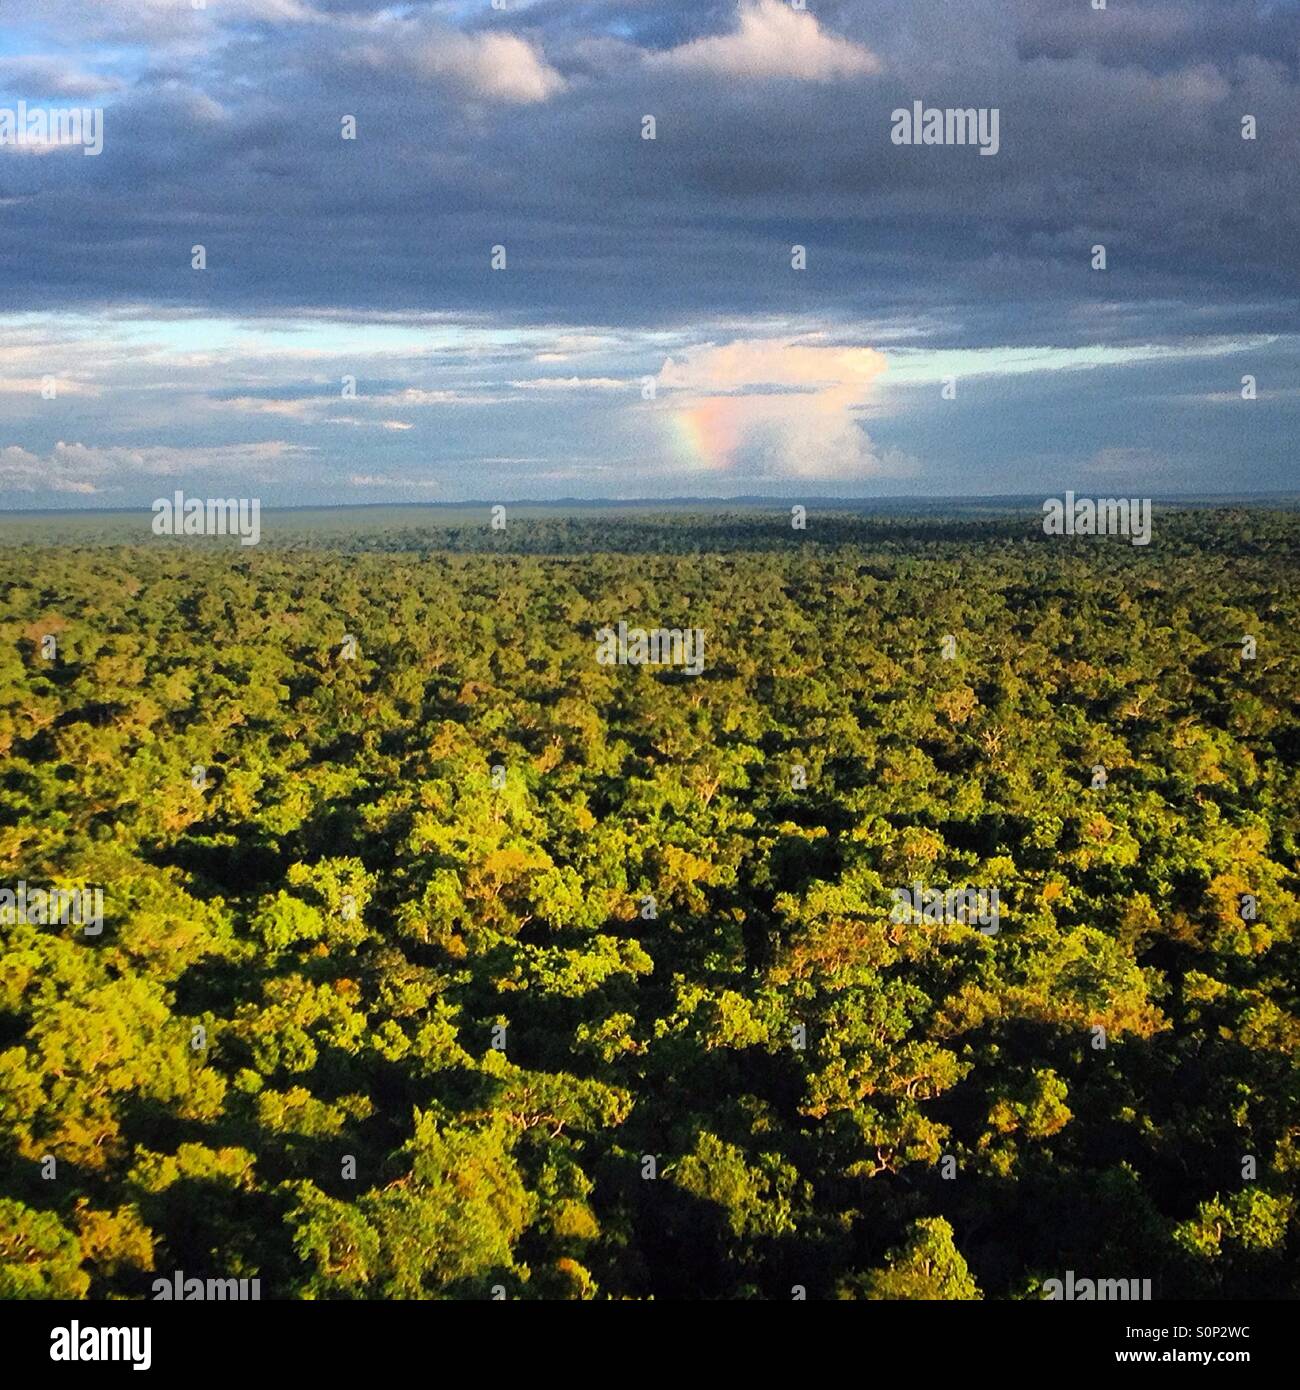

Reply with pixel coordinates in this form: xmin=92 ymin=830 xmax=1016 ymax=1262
xmin=0 ymin=0 xmax=1297 ymax=506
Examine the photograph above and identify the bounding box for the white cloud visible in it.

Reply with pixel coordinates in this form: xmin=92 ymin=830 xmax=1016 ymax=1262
xmin=532 ymin=333 xmax=624 ymax=362
xmin=653 ymin=0 xmax=881 ymax=82
xmin=324 ymin=416 xmax=413 ymax=430
xmin=216 ymin=395 xmax=315 ymax=417
xmin=0 ymin=439 xmax=314 ymax=492
xmin=508 ymin=376 xmax=627 ymax=391
xmin=348 ymin=473 xmax=439 ymax=488
xmin=656 ymin=338 xmax=911 ymax=479
xmin=381 ymin=387 xmax=505 ymax=406
xmin=361 ymin=24 xmax=566 ymax=104
xmin=659 ymin=339 xmax=888 ymax=394
xmin=884 ymin=336 xmax=1279 ymax=385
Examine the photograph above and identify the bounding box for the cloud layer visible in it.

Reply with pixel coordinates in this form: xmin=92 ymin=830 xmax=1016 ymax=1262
xmin=0 ymin=1 xmax=1296 ymax=501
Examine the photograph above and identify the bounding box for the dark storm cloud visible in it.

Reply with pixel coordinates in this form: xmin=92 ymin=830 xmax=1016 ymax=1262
xmin=1014 ymin=0 xmax=1300 ymax=74
xmin=1 ymin=1 xmax=1296 ymax=504
xmin=0 ymin=0 xmax=1295 ymax=342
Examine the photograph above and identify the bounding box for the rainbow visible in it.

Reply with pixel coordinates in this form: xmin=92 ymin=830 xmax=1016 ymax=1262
xmin=667 ymin=398 xmax=740 ymax=471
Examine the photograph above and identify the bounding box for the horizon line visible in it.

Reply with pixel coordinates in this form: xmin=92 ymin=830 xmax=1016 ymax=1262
xmin=3 ymin=490 xmax=1300 ymax=518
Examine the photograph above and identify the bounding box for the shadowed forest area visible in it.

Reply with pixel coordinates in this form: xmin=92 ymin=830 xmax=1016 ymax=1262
xmin=1 ymin=508 xmax=1297 ymax=1299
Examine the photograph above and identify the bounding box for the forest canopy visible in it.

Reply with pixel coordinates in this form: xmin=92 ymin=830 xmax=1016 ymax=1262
xmin=0 ymin=507 xmax=1297 ymax=1300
